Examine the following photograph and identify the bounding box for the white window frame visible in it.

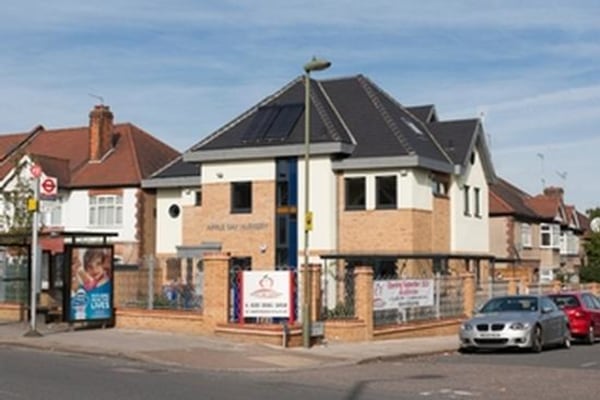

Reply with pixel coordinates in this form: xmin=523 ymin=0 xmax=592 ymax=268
xmin=463 ymin=185 xmax=471 ymax=216
xmin=540 ymin=223 xmax=560 ymax=249
xmin=473 ymin=187 xmax=481 ymax=218
xmin=521 ymin=223 xmax=532 ymax=248
xmin=89 ymin=194 xmax=123 ymax=227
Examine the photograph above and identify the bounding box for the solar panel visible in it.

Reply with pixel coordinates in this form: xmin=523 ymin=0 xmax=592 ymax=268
xmin=263 ymin=104 xmax=304 ymax=141
xmin=241 ymin=103 xmax=304 ymax=143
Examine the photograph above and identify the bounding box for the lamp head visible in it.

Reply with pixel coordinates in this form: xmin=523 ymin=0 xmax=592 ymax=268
xmin=304 ymin=57 xmax=331 ymax=73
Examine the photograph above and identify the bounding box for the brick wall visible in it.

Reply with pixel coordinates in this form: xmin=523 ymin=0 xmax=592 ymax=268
xmin=182 ymin=181 xmax=276 ymax=269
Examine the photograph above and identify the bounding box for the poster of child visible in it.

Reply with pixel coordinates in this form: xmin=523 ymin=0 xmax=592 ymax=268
xmin=69 ymin=246 xmax=113 ymax=322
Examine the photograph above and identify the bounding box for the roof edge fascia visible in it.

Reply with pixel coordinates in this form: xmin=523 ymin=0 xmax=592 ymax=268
xmin=183 ymin=142 xmax=354 ymax=163
xmin=142 ymin=176 xmax=202 ymax=189
xmin=331 ymin=155 xmax=453 ymax=173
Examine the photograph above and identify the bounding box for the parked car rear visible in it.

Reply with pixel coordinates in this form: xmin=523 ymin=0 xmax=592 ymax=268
xmin=548 ymin=292 xmax=600 ymax=344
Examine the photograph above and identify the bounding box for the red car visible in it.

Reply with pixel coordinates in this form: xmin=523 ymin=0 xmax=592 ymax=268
xmin=548 ymin=292 xmax=600 ymax=344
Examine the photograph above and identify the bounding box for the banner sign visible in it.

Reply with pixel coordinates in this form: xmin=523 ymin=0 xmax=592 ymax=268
xmin=241 ymin=271 xmax=293 ymax=320
xmin=67 ymin=245 xmax=114 ymax=322
xmin=373 ymin=279 xmax=434 ymax=311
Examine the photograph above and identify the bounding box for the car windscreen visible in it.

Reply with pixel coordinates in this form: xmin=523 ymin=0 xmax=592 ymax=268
xmin=548 ymin=294 xmax=580 ymax=309
xmin=480 ymin=297 xmax=538 ymax=313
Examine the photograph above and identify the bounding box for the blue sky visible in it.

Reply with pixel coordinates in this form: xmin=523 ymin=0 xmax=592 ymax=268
xmin=1 ymin=1 xmax=599 ymax=211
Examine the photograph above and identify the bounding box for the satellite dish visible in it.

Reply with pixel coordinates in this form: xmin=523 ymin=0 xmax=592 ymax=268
xmin=591 ymin=217 xmax=600 ymax=233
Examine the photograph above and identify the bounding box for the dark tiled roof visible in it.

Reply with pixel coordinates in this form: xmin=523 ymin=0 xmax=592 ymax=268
xmin=153 ymin=157 xmax=200 ymax=179
xmin=190 ymin=75 xmax=454 ymax=165
xmin=428 ymin=119 xmax=479 ymax=165
xmin=406 ymin=105 xmax=437 ymax=123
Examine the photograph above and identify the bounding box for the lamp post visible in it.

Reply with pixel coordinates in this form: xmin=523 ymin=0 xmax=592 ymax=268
xmin=302 ymin=56 xmax=331 ymax=348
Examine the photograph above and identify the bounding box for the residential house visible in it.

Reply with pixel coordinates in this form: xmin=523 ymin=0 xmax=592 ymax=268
xmin=144 ymin=74 xmax=497 ymax=295
xmin=0 ymin=105 xmax=179 ymax=293
xmin=489 ymin=180 xmax=587 ymax=283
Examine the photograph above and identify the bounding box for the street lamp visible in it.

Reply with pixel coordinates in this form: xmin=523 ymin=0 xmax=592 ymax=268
xmin=302 ymin=56 xmax=331 ymax=348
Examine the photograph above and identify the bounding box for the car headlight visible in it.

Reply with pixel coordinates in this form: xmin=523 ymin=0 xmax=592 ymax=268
xmin=509 ymin=322 xmax=530 ymax=330
xmin=462 ymin=323 xmax=473 ymax=331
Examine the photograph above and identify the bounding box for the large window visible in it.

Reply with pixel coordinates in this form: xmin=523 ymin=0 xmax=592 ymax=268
xmin=231 ymin=182 xmax=252 ymax=213
xmin=521 ymin=223 xmax=532 ymax=248
xmin=376 ymin=176 xmax=397 ymax=209
xmin=345 ymin=177 xmax=366 ymax=210
xmin=540 ymin=223 xmax=560 ymax=248
xmin=43 ymin=197 xmax=63 ymax=227
xmin=89 ymin=195 xmax=123 ymax=227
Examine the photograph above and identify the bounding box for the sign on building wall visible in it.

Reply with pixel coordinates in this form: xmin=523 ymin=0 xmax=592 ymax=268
xmin=373 ymin=279 xmax=434 ymax=310
xmin=241 ymin=271 xmax=293 ymax=320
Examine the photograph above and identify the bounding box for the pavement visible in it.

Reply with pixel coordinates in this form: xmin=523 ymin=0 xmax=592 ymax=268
xmin=0 ymin=320 xmax=460 ymax=373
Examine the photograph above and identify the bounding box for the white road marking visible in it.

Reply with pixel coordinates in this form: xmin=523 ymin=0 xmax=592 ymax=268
xmin=580 ymin=361 xmax=597 ymax=368
xmin=419 ymin=388 xmax=478 ymax=397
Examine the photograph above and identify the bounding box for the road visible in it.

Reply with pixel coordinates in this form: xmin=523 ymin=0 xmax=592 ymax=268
xmin=1 ymin=343 xmax=599 ymax=400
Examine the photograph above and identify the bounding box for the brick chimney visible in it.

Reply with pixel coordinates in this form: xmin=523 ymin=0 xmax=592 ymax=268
xmin=89 ymin=104 xmax=114 ymax=161
xmin=543 ymin=186 xmax=564 ymax=200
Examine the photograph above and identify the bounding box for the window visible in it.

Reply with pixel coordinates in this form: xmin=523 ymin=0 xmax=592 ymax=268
xmin=89 ymin=195 xmax=123 ymax=227
xmin=540 ymin=223 xmax=560 ymax=248
xmin=376 ymin=176 xmax=397 ymax=209
xmin=195 ymin=187 xmax=202 ymax=207
xmin=463 ymin=185 xmax=470 ymax=216
xmin=43 ymin=197 xmax=62 ymax=227
xmin=521 ymin=223 xmax=532 ymax=248
xmin=474 ymin=187 xmax=481 ymax=217
xmin=345 ymin=177 xmax=366 ymax=210
xmin=168 ymin=204 xmax=181 ymax=218
xmin=431 ymin=178 xmax=446 ymax=196
xmin=231 ymin=182 xmax=252 ymax=213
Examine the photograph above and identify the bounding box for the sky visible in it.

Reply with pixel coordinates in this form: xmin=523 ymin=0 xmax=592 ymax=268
xmin=1 ymin=1 xmax=599 ymax=211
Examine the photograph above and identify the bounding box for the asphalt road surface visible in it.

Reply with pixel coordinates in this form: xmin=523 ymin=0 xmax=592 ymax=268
xmin=1 ymin=342 xmax=600 ymax=400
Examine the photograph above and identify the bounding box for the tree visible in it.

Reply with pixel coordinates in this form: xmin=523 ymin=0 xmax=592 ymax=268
xmin=581 ymin=207 xmax=600 ymax=282
xmin=0 ymin=158 xmax=34 ymax=236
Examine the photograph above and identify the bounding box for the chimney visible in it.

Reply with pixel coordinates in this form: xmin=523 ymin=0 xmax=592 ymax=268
xmin=89 ymin=104 xmax=114 ymax=161
xmin=543 ymin=186 xmax=564 ymax=200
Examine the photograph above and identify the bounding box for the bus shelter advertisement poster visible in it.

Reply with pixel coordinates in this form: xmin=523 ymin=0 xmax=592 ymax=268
xmin=67 ymin=246 xmax=114 ymax=322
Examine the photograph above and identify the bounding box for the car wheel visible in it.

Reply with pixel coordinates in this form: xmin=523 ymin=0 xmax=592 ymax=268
xmin=586 ymin=326 xmax=595 ymax=345
xmin=531 ymin=325 xmax=543 ymax=353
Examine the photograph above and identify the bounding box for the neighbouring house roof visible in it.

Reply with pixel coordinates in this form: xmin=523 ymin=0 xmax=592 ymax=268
xmin=490 ymin=178 xmax=588 ymax=234
xmin=489 ymin=178 xmax=541 ymax=219
xmin=0 ymin=111 xmax=179 ymax=189
xmin=178 ymin=74 xmax=495 ymax=181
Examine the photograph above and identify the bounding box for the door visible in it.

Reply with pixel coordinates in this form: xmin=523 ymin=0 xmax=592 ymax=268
xmin=583 ymin=293 xmax=600 ymax=336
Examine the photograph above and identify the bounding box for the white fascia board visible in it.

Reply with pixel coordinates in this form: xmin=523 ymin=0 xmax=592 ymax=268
xmin=183 ymin=142 xmax=354 ymax=162
xmin=142 ymin=176 xmax=202 ymax=189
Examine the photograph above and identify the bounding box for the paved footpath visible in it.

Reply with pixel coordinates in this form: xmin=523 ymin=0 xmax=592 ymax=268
xmin=0 ymin=321 xmax=459 ymax=372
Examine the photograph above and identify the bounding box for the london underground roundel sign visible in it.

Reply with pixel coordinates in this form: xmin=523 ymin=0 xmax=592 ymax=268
xmin=40 ymin=177 xmax=58 ymax=197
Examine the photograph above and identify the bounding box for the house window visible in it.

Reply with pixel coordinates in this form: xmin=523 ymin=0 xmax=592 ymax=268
xmin=43 ymin=197 xmax=62 ymax=227
xmin=345 ymin=177 xmax=366 ymax=210
xmin=376 ymin=176 xmax=397 ymax=209
xmin=540 ymin=223 xmax=560 ymax=248
xmin=463 ymin=185 xmax=471 ymax=216
xmin=474 ymin=187 xmax=481 ymax=217
xmin=89 ymin=195 xmax=123 ymax=227
xmin=521 ymin=223 xmax=532 ymax=248
xmin=231 ymin=182 xmax=252 ymax=213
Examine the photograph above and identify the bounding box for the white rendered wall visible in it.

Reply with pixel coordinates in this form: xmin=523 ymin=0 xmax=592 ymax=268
xmin=63 ymin=188 xmax=138 ymax=242
xmin=297 ymin=156 xmax=337 ymax=265
xmin=450 ymin=149 xmax=489 ymax=253
xmin=156 ymin=188 xmax=196 ymax=254
xmin=202 ymin=160 xmax=275 ymax=184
